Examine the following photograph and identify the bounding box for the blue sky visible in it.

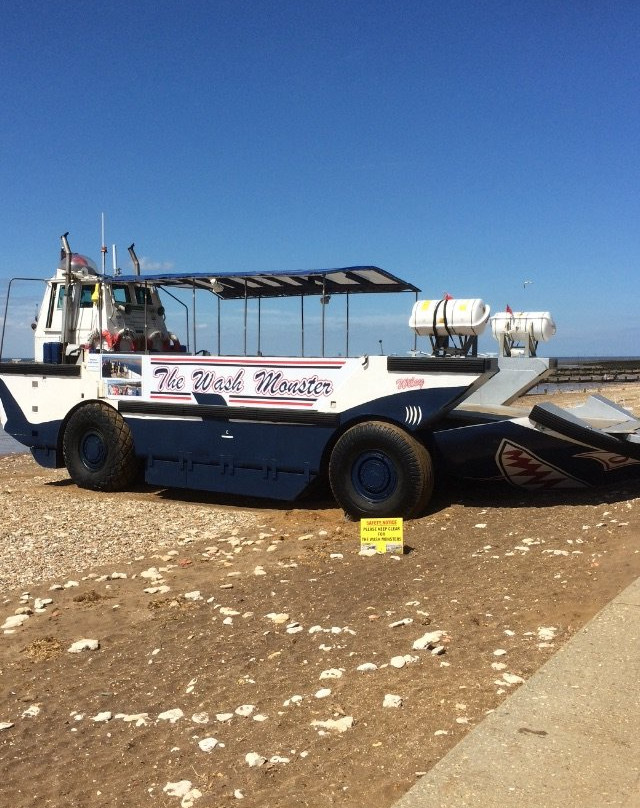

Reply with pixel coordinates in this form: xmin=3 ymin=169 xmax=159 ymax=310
xmin=1 ymin=1 xmax=639 ymax=358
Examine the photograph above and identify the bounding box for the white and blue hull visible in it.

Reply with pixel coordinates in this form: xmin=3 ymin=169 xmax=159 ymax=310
xmin=0 ymin=353 xmax=494 ymax=512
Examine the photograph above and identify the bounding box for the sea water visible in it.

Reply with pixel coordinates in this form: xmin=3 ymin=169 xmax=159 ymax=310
xmin=0 ymin=427 xmax=24 ymax=456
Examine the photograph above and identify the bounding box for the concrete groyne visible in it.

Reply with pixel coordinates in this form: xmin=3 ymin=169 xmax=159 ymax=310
xmin=548 ymin=359 xmax=640 ymax=385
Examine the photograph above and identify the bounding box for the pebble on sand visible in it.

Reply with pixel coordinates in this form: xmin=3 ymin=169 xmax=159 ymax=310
xmin=67 ymin=639 xmax=100 ymax=653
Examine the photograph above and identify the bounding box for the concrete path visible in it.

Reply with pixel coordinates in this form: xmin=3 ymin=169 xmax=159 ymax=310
xmin=394 ymin=577 xmax=640 ymax=807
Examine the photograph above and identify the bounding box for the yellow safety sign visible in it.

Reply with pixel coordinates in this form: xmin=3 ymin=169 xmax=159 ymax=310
xmin=360 ymin=517 xmax=404 ymax=554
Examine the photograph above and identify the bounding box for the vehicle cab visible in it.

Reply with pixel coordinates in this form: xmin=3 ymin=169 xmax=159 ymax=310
xmin=33 ymin=253 xmax=176 ymax=361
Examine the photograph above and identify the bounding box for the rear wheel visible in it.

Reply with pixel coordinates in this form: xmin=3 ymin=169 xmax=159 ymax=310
xmin=329 ymin=421 xmax=434 ymax=519
xmin=63 ymin=402 xmax=140 ymax=491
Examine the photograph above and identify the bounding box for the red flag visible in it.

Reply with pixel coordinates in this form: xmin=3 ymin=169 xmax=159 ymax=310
xmin=506 ymin=304 xmax=513 ymax=314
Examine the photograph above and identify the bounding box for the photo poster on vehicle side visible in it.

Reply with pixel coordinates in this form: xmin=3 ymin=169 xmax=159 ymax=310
xmin=360 ymin=518 xmax=404 ymax=554
xmin=101 ymin=355 xmax=143 ymax=398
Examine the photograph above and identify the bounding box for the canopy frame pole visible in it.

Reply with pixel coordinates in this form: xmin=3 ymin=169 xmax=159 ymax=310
xmin=0 ymin=278 xmax=47 ymax=361
xmin=143 ymin=281 xmax=149 ymax=353
xmin=191 ymin=280 xmax=197 ymax=353
xmin=321 ymin=276 xmax=326 ymax=357
xmin=345 ymin=292 xmax=350 ymax=357
xmin=157 ymin=287 xmax=189 ymax=351
xmin=217 ymin=295 xmax=221 ymax=355
xmin=257 ymin=297 xmax=262 ymax=356
xmin=243 ymin=280 xmax=248 ymax=356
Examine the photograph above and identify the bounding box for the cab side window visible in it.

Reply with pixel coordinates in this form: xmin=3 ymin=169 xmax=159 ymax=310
xmin=135 ymin=287 xmax=152 ymax=305
xmin=112 ymin=285 xmax=131 ymax=305
xmin=56 ymin=285 xmax=65 ymax=309
xmin=45 ymin=283 xmax=64 ymax=327
xmin=80 ymin=285 xmax=96 ymax=308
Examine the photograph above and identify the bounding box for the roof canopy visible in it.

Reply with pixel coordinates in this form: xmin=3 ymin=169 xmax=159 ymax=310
xmin=106 ymin=266 xmax=420 ymax=301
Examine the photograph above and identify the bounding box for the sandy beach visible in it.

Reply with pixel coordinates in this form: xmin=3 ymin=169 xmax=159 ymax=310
xmin=1 ymin=383 xmax=640 ymax=807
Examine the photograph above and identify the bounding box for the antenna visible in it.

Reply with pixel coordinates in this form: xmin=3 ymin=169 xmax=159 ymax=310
xmin=101 ymin=213 xmax=107 ymax=276
xmin=97 ymin=214 xmax=106 ymax=344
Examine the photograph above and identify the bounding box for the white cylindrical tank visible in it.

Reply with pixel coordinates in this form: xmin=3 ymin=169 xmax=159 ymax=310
xmin=409 ymin=298 xmax=490 ymax=336
xmin=491 ymin=311 xmax=556 ymax=342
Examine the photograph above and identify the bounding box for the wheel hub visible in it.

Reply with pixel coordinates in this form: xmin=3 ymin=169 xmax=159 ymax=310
xmin=352 ymin=451 xmax=398 ymax=502
xmin=80 ymin=432 xmax=107 ymax=471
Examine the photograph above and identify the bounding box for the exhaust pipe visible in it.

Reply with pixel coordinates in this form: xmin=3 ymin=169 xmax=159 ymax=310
xmin=59 ymin=232 xmax=73 ymax=362
xmin=128 ymin=243 xmax=140 ymax=276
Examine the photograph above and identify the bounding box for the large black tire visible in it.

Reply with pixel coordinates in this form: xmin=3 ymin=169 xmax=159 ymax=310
xmin=329 ymin=421 xmax=434 ymax=519
xmin=62 ymin=402 xmax=140 ymax=492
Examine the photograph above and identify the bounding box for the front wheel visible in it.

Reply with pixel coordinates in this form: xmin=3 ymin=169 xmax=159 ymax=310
xmin=63 ymin=402 xmax=140 ymax=491
xmin=328 ymin=421 xmax=434 ymax=519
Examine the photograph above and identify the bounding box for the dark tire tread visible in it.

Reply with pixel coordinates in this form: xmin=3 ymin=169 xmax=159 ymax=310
xmin=63 ymin=402 xmax=140 ymax=491
xmin=329 ymin=421 xmax=434 ymax=520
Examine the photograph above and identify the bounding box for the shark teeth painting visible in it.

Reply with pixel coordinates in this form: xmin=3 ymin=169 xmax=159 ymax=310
xmin=496 ymin=439 xmax=587 ymax=489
